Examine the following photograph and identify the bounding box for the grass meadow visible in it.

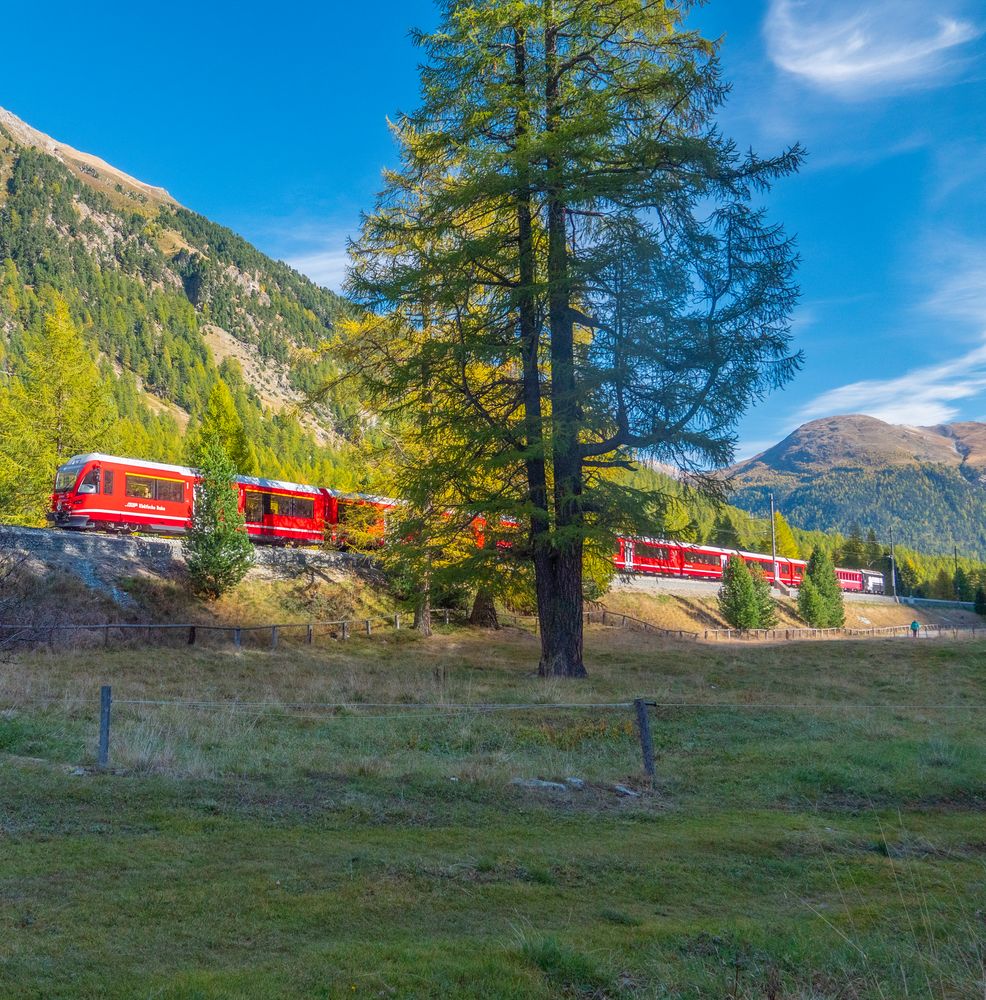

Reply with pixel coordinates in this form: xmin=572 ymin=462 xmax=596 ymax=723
xmin=0 ymin=625 xmax=984 ymax=998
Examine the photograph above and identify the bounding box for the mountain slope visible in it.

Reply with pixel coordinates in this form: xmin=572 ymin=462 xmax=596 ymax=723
xmin=0 ymin=105 xmax=368 ymax=489
xmin=727 ymin=415 xmax=986 ymax=557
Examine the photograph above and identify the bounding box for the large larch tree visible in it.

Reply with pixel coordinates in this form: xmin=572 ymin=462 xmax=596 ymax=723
xmin=346 ymin=0 xmax=803 ymax=676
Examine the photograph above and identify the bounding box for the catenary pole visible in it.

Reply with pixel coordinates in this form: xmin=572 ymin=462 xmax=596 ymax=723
xmin=769 ymin=493 xmax=779 ymax=589
xmin=889 ymin=526 xmax=898 ymax=603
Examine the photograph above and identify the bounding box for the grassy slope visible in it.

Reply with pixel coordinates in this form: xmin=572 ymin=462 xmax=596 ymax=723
xmin=1 ymin=629 xmax=984 ymax=998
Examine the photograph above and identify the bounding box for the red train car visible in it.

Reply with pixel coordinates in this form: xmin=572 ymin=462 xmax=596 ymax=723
xmin=613 ymin=536 xmax=886 ymax=591
xmin=324 ymin=489 xmax=398 ymax=547
xmin=238 ymin=475 xmax=327 ymax=543
xmin=49 ymin=453 xmax=196 ymax=533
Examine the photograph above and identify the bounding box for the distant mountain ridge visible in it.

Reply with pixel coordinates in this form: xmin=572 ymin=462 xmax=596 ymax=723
xmin=727 ymin=415 xmax=986 ymax=557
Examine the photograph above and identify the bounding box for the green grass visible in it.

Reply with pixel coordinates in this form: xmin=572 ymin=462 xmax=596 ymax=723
xmin=0 ymin=628 xmax=984 ymax=997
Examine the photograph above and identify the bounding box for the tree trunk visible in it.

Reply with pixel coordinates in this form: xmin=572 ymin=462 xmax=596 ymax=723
xmin=536 ymin=11 xmax=586 ymax=677
xmin=470 ymin=588 xmax=499 ymax=629
xmin=414 ymin=583 xmax=433 ymax=638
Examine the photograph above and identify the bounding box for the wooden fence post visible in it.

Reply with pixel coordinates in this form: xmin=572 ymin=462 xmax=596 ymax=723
xmin=365 ymin=619 xmax=372 ymax=637
xmin=633 ymin=698 xmax=656 ymax=783
xmin=98 ymin=685 xmax=112 ymax=770
xmin=271 ymin=626 xmax=279 ymax=650
xmin=307 ymin=624 xmax=314 ymax=644
xmin=234 ymin=628 xmax=241 ymax=649
xmin=444 ymin=609 xmax=450 ymax=626
xmin=104 ymin=625 xmax=110 ymax=648
xmin=187 ymin=625 xmax=196 ymax=646
xmin=342 ymin=621 xmax=349 ymax=641
xmin=394 ymin=613 xmax=400 ymax=630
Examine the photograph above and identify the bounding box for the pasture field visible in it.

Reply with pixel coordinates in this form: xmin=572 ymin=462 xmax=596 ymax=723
xmin=1 ymin=627 xmax=984 ymax=998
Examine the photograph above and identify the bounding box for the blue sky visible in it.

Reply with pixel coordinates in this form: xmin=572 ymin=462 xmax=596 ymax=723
xmin=3 ymin=0 xmax=984 ymax=458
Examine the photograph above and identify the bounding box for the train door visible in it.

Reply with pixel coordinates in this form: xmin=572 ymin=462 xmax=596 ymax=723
xmin=624 ymin=539 xmax=635 ymax=572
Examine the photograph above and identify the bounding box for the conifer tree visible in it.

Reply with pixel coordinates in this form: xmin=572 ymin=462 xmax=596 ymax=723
xmin=974 ymin=587 xmax=986 ymax=617
xmin=345 ymin=0 xmax=803 ymax=676
xmin=718 ymin=556 xmax=760 ymax=629
xmin=759 ymin=511 xmax=799 ymax=559
xmin=188 ymin=381 xmax=258 ymax=475
xmin=0 ymin=294 xmax=115 ymax=524
xmin=839 ymin=523 xmax=866 ymax=568
xmin=954 ymin=566 xmax=973 ymax=603
xmin=750 ymin=565 xmax=778 ymax=628
xmin=797 ymin=576 xmax=826 ymax=628
xmin=864 ymin=528 xmax=882 ymax=569
xmin=183 ymin=440 xmax=254 ymax=599
xmin=799 ymin=547 xmax=844 ymax=627
xmin=708 ymin=512 xmax=746 ymax=551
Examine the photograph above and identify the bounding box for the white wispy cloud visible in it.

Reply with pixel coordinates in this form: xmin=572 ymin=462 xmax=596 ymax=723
xmin=764 ymin=0 xmax=981 ymax=94
xmin=285 ymin=245 xmax=350 ymax=291
xmin=799 ymin=345 xmax=986 ymax=426
xmin=795 ymin=245 xmax=986 ymax=426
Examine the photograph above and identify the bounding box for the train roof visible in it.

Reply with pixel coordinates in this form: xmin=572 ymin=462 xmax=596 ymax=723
xmin=325 ymin=489 xmax=401 ymax=507
xmin=57 ymin=453 xmax=197 ymax=477
xmin=236 ymin=475 xmax=322 ymax=496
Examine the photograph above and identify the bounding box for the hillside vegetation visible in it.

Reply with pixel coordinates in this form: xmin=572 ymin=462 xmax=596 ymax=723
xmin=729 ymin=415 xmax=986 ymax=558
xmin=0 ymin=111 xmax=371 ymax=492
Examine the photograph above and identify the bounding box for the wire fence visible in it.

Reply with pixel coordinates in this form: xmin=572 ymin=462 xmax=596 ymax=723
xmin=8 ymin=685 xmax=983 ymax=778
xmin=0 ymin=608 xmax=469 ymax=651
xmin=1 ymin=608 xmax=982 ymax=651
xmin=703 ymin=623 xmax=986 ymax=641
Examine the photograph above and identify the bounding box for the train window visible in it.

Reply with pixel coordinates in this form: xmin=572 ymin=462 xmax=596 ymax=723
xmin=284 ymin=497 xmax=315 ymax=520
xmin=80 ymin=468 xmax=99 ymax=492
xmin=639 ymin=545 xmax=670 ymax=561
xmin=103 ymin=470 xmax=114 ymax=495
xmin=54 ymin=470 xmax=79 ymax=492
xmin=156 ymin=479 xmax=184 ymax=503
xmin=125 ymin=475 xmax=155 ymax=500
xmin=267 ymin=496 xmax=280 ymax=516
xmin=245 ymin=492 xmax=262 ymax=522
xmin=689 ymin=552 xmax=720 ymax=566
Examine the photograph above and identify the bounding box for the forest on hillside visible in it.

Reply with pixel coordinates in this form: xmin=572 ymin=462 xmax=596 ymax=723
xmin=0 ymin=129 xmax=375 ymax=502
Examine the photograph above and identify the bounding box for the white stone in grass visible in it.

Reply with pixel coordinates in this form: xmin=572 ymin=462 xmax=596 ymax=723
xmin=564 ymin=776 xmax=586 ymax=789
xmin=510 ymin=778 xmax=567 ymax=791
xmin=612 ymin=784 xmax=641 ymax=798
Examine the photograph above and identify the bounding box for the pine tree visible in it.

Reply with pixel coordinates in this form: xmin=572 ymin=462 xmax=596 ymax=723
xmin=188 ymin=381 xmax=258 ymax=475
xmin=864 ymin=528 xmax=882 ymax=569
xmin=759 ymin=511 xmax=799 ymax=559
xmin=718 ymin=556 xmax=760 ymax=629
xmin=709 ymin=512 xmax=745 ymax=551
xmin=974 ymin=587 xmax=986 ymax=617
xmin=750 ymin=565 xmax=778 ymax=628
xmin=839 ymin=523 xmax=866 ymax=568
xmin=0 ymin=294 xmax=115 ymax=524
xmin=797 ymin=576 xmax=826 ymax=628
xmin=954 ymin=566 xmax=973 ymax=602
xmin=799 ymin=547 xmax=844 ymax=627
xmin=183 ymin=440 xmax=254 ymax=599
xmin=344 ymin=0 xmax=803 ymax=676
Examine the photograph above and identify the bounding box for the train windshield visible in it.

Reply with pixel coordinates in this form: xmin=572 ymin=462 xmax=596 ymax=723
xmin=54 ymin=469 xmax=81 ymax=492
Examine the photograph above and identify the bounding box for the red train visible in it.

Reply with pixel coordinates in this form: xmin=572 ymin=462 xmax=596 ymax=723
xmin=48 ymin=452 xmax=884 ymax=594
xmin=48 ymin=453 xmax=395 ymax=545
xmin=614 ymin=537 xmax=885 ymax=594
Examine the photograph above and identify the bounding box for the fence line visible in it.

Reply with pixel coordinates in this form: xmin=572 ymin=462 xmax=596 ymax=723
xmin=0 ymin=608 xmax=465 ymax=649
xmin=703 ymin=623 xmax=983 ymax=641
xmin=56 ymin=686 xmax=985 ymax=772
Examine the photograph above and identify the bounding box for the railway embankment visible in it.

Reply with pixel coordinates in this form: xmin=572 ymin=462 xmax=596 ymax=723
xmin=0 ymin=525 xmax=370 ymax=614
